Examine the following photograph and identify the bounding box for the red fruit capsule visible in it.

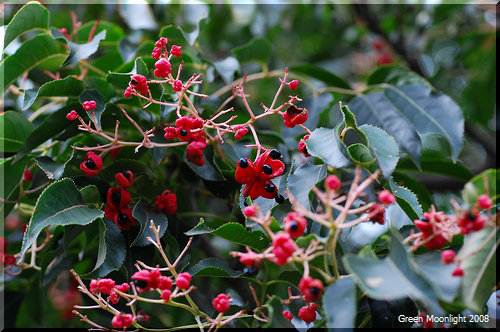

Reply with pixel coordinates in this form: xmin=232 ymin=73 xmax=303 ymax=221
xmin=284 ymin=212 xmax=307 ymax=238
xmin=66 ymin=110 xmax=78 ymax=120
xmin=325 ymin=175 xmax=341 ymax=191
xmin=282 ymin=310 xmax=293 ymax=321
xmin=441 ymin=250 xmax=455 ymax=264
xmin=477 ymin=194 xmax=493 ymax=210
xmin=288 ymin=80 xmax=299 ymax=90
xmin=115 ymin=171 xmax=134 ymax=188
xmin=212 ymin=293 xmax=230 ymax=313
xmin=378 ymin=190 xmax=395 ymax=205
xmin=80 ymin=152 xmax=102 ymax=176
xmin=170 ymin=45 xmax=182 ymax=58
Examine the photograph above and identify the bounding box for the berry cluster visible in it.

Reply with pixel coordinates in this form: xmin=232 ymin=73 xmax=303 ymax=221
xmin=103 ymin=171 xmax=136 ymax=230
xmin=164 ymin=116 xmax=207 ymax=166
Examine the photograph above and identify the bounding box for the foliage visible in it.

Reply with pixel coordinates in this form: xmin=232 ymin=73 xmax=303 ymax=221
xmin=1 ymin=2 xmax=497 ymax=330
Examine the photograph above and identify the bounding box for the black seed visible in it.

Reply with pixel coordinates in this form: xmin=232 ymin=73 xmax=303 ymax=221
xmin=420 ymin=217 xmax=429 ymax=223
xmin=289 ymin=221 xmax=298 ymax=232
xmin=122 ymin=171 xmax=131 ymax=180
xmin=130 ymin=79 xmax=138 ymax=85
xmin=243 ymin=200 xmax=248 ymax=207
xmin=239 ymin=158 xmax=248 ymax=168
xmin=270 ymin=149 xmax=281 ymax=159
xmin=112 ymin=191 xmax=121 ymax=205
xmin=179 ymin=129 xmax=188 ymax=136
xmin=134 ymin=279 xmax=148 ymax=289
xmin=263 ymin=164 xmax=272 ymax=175
xmin=275 ymin=194 xmax=284 ymax=204
xmin=310 ymin=287 xmax=320 ymax=296
xmin=303 ymin=147 xmax=309 ymax=155
xmin=468 ymin=211 xmax=476 ymax=221
xmin=243 ymin=266 xmax=258 ymax=276
xmin=265 ymin=183 xmax=276 ymax=193
xmin=117 ymin=213 xmax=128 ymax=225
xmin=85 ymin=159 xmax=97 ymax=169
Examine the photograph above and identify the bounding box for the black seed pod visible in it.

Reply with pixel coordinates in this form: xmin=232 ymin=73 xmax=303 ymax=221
xmin=86 ymin=159 xmax=97 ymax=169
xmin=239 ymin=158 xmax=248 ymax=168
xmin=262 ymin=164 xmax=272 ymax=175
xmin=275 ymin=194 xmax=285 ymax=204
xmin=265 ymin=183 xmax=276 ymax=193
xmin=270 ymin=149 xmax=281 ymax=159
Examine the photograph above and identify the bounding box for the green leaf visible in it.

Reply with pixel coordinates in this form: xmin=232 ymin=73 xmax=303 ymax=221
xmin=349 ymin=84 xmax=464 ymax=163
xmin=79 ymin=185 xmax=101 ymax=205
xmin=462 ymin=169 xmax=498 ymax=208
xmin=188 ymin=258 xmax=243 ymax=278
xmin=287 ymin=162 xmax=326 ymax=211
xmin=323 ymin=276 xmax=357 ymax=328
xmin=100 ymin=159 xmax=154 ymax=179
xmin=388 ymin=177 xmax=423 ymax=220
xmin=414 ymin=252 xmax=460 ymax=303
xmin=3 ymin=1 xmax=50 ymax=49
xmin=305 ymin=127 xmax=351 ymax=168
xmin=82 ymin=218 xmax=126 ymax=279
xmin=213 ymin=57 xmax=240 ymax=84
xmin=19 ymin=178 xmax=104 ymax=261
xmin=0 ymin=157 xmax=27 ymax=218
xmin=62 ymin=30 xmax=107 ymax=66
xmin=347 ymin=143 xmax=375 ymax=167
xmin=106 ymin=58 xmax=148 ymax=89
xmin=34 ymin=150 xmax=74 ymax=180
xmin=184 ymin=146 xmax=225 ymax=181
xmin=290 ymin=64 xmax=351 ymax=90
xmin=359 ymin=124 xmax=399 ymax=178
xmin=367 ymin=65 xmax=431 ymax=87
xmin=185 ymin=219 xmax=270 ymax=252
xmin=0 ymin=111 xmax=33 ymax=152
xmin=232 ymin=37 xmax=272 ymax=64
xmin=13 ymin=104 xmax=81 ymax=163
xmin=76 ymin=21 xmax=124 ymax=43
xmin=263 ymin=295 xmax=294 ymax=328
xmin=158 ymin=25 xmax=187 ymax=45
xmin=456 ymin=227 xmax=498 ymax=313
xmin=1 ymin=33 xmax=67 ymax=91
xmin=131 ymin=200 xmax=168 ymax=247
xmin=22 ymin=76 xmax=84 ymax=110
xmin=343 ymin=231 xmax=444 ymax=315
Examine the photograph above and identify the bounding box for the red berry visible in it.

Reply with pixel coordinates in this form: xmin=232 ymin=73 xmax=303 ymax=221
xmin=131 ymin=270 xmax=154 ymax=292
xmin=115 ymin=171 xmax=134 ymax=188
xmin=282 ymin=310 xmax=293 ymax=320
xmin=272 ymin=232 xmax=296 ymax=265
xmin=170 ymin=45 xmax=182 ymax=58
xmin=378 ymin=190 xmax=395 ymax=204
xmin=176 ymin=272 xmax=191 ymax=289
xmin=186 ymin=140 xmax=207 ymax=166
xmin=477 ymin=194 xmax=493 ymax=210
xmin=106 ymin=187 xmax=131 ymax=209
xmin=372 ymin=39 xmax=384 ymax=50
xmin=298 ymin=276 xmax=323 ymax=302
xmin=97 ymin=278 xmax=115 ymax=294
xmin=234 ymin=126 xmax=248 ymax=140
xmin=243 ymin=205 xmax=257 ymax=217
xmin=111 ymin=313 xmax=135 ymax=329
xmin=451 ymin=266 xmax=464 ymax=277
xmin=129 ymin=74 xmax=150 ymax=95
xmin=298 ymin=303 xmax=318 ymax=323
xmin=284 ymin=212 xmax=307 ymax=238
xmin=298 ymin=135 xmax=311 ymax=157
xmin=288 ymin=80 xmax=299 ymax=90
xmin=154 ymin=58 xmax=172 ymax=78
xmin=376 ymin=53 xmax=392 ymax=65
xmin=157 ymin=276 xmax=173 ymax=291
xmin=164 ymin=127 xmax=177 ymax=140
xmin=173 ymin=79 xmax=183 ymax=92
xmin=283 ymin=104 xmax=308 ymax=128
xmin=155 ymin=37 xmax=168 ymax=48
xmin=441 ymin=250 xmax=455 ymax=265
xmin=80 ymin=152 xmax=103 ymax=176
xmin=367 ymin=204 xmax=385 ymax=225
xmin=1 ymin=254 xmax=16 ymax=265
xmin=23 ymin=170 xmax=32 ymax=182
xmin=82 ymin=100 xmax=97 ymax=111
xmin=212 ymin=293 xmax=230 ymax=313
xmin=66 ymin=110 xmax=78 ymax=120
xmin=325 ymin=175 xmax=341 ymax=191
xmin=154 ymin=190 xmax=177 ymax=215
xmin=115 ymin=283 xmax=130 ymax=293
xmin=161 ymin=290 xmax=171 ymax=303
xmin=152 ymin=47 xmax=162 ymax=59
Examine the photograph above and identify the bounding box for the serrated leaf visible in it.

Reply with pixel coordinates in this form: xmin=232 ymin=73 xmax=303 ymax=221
xmin=19 ymin=178 xmax=104 ymax=261
xmin=82 ymin=218 xmax=126 ymax=279
xmin=0 ymin=157 xmax=27 ymax=218
xmin=1 ymin=33 xmax=67 ymax=92
xmin=185 ymin=219 xmax=270 ymax=252
xmin=343 ymin=231 xmax=444 ymax=315
xmin=462 ymin=169 xmax=498 ymax=208
xmin=34 ymin=150 xmax=74 ymax=180
xmin=323 ymin=277 xmax=357 ymax=328
xmin=367 ymin=65 xmax=431 ymax=87
xmin=349 ymin=84 xmax=464 ymax=164
xmin=79 ymin=185 xmax=100 ymax=205
xmin=188 ymin=258 xmax=243 ymax=278
xmin=62 ymin=30 xmax=107 ymax=66
xmin=132 ymin=200 xmax=168 ymax=246
xmin=305 ymin=127 xmax=351 ymax=168
xmin=388 ymin=177 xmax=422 ymax=220
xmin=13 ymin=104 xmax=82 ymax=163
xmin=158 ymin=25 xmax=187 ymax=44
xmin=0 ymin=111 xmax=33 ymax=152
xmin=23 ymin=76 xmax=84 ymax=110
xmin=347 ymin=143 xmax=376 ymax=167
xmin=4 ymin=1 xmax=50 ymax=49
xmin=232 ymin=37 xmax=271 ymax=64
xmin=360 ymin=124 xmax=399 ymax=178
xmin=456 ymin=227 xmax=498 ymax=313
xmin=290 ymin=64 xmax=351 ymax=90
xmin=287 ymin=162 xmax=326 ymax=211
